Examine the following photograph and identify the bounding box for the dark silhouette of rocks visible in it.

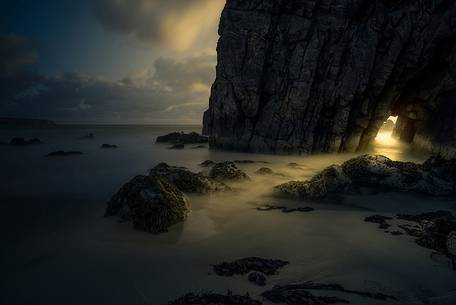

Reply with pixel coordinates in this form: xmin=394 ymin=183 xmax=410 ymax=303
xmin=10 ymin=137 xmax=43 ymax=146
xmin=105 ymin=175 xmax=190 ymax=234
xmin=261 ymin=282 xmax=397 ymax=304
xmin=248 ymin=271 xmax=266 ymax=286
xmin=101 ymin=144 xmax=118 ymax=148
xmin=149 ymin=163 xmax=230 ymax=194
xmin=156 ymin=132 xmax=208 ymax=144
xmin=209 ymin=161 xmax=250 ymax=181
xmin=46 ymin=151 xmax=83 ymax=157
xmin=234 ymin=160 xmax=269 ymax=164
xmin=203 ymin=0 xmax=456 ymax=155
xmin=191 ymin=145 xmax=207 ymax=149
xmin=168 ymin=293 xmax=262 ymax=305
xmin=275 ymin=155 xmax=456 ymax=200
xmin=212 ymin=257 xmax=289 ymax=276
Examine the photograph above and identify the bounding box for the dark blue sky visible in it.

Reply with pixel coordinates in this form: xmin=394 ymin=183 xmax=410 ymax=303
xmin=1 ymin=0 xmax=161 ymax=78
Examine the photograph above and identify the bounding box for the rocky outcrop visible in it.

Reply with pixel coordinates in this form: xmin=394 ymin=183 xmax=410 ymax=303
xmin=209 ymin=161 xmax=250 ymax=181
xmin=275 ymin=155 xmax=456 ymax=200
xmin=105 ymin=175 xmax=189 ymax=234
xmin=212 ymin=257 xmax=289 ymax=276
xmin=101 ymin=144 xmax=117 ymax=148
xmin=203 ymin=0 xmax=456 ymax=155
xmin=149 ymin=163 xmax=230 ymax=193
xmin=156 ymin=132 xmax=208 ymax=144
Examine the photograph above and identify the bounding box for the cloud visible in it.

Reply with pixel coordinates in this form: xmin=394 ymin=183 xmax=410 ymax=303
xmin=93 ymin=0 xmax=225 ymax=50
xmin=0 ymin=33 xmax=38 ymax=78
xmin=1 ymin=49 xmax=216 ymax=123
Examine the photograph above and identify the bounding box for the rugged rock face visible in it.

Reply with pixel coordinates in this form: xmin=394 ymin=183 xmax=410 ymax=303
xmin=203 ymin=0 xmax=456 ymax=154
xmin=209 ymin=161 xmax=250 ymax=181
xmin=275 ymin=155 xmax=456 ymax=200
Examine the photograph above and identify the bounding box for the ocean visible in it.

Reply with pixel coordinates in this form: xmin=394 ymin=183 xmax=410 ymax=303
xmin=1 ymin=125 xmax=455 ymax=305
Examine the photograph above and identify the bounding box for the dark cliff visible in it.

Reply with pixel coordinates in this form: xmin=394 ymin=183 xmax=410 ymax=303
xmin=203 ymin=0 xmax=456 ymax=155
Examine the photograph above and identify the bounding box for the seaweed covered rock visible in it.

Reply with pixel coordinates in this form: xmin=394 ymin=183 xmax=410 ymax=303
xmin=254 ymin=167 xmax=274 ymax=175
xmin=275 ymin=155 xmax=456 ymax=200
xmin=156 ymin=132 xmax=208 ymax=144
xmin=209 ymin=161 xmax=250 ymax=182
xmin=150 ymin=163 xmax=230 ymax=194
xmin=212 ymin=257 xmax=289 ymax=276
xmin=168 ymin=293 xmax=262 ymax=305
xmin=105 ymin=175 xmax=189 ymax=234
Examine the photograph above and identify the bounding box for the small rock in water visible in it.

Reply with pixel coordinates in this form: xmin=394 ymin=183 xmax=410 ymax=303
xmin=212 ymin=257 xmax=289 ymax=276
xmin=248 ymin=271 xmax=267 ymax=286
xmin=156 ymin=131 xmax=208 ymax=144
xmin=168 ymin=293 xmax=262 ymax=305
xmin=256 ymin=204 xmax=314 ymax=213
xmin=101 ymin=144 xmax=117 ymax=148
xmin=169 ymin=143 xmax=185 ymax=149
xmin=209 ymin=161 xmax=250 ymax=181
xmin=10 ymin=137 xmax=43 ymax=146
xmin=192 ymin=145 xmax=206 ymax=149
xmin=47 ymin=151 xmax=83 ymax=157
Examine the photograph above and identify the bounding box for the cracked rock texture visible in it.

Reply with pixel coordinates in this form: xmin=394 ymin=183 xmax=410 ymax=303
xmin=203 ymin=0 xmax=456 ymax=154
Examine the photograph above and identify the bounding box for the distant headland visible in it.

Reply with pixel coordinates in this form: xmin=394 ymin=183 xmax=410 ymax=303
xmin=0 ymin=118 xmax=57 ymax=127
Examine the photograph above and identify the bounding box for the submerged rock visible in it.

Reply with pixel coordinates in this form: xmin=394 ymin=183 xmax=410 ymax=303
xmin=209 ymin=161 xmax=250 ymax=182
xmin=212 ymin=257 xmax=289 ymax=276
xmin=275 ymin=155 xmax=456 ymax=200
xmin=168 ymin=293 xmax=261 ymax=305
xmin=192 ymin=145 xmax=207 ymax=149
xmin=256 ymin=204 xmax=314 ymax=213
xmin=10 ymin=137 xmax=43 ymax=146
xmin=149 ymin=163 xmax=230 ymax=194
xmin=156 ymin=132 xmax=208 ymax=144
xmin=81 ymin=133 xmax=94 ymax=139
xmin=101 ymin=144 xmax=117 ymax=148
xmin=105 ymin=175 xmax=189 ymax=234
xmin=47 ymin=151 xmax=83 ymax=157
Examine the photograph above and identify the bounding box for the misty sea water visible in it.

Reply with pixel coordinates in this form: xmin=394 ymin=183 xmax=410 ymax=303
xmin=0 ymin=125 xmax=455 ymax=305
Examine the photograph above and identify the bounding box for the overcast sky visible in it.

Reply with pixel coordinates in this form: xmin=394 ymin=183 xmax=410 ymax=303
xmin=0 ymin=0 xmax=225 ymax=124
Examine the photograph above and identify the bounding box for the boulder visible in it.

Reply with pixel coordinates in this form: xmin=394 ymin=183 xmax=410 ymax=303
xmin=200 ymin=160 xmax=216 ymax=167
xmin=255 ymin=167 xmax=274 ymax=175
xmin=275 ymin=155 xmax=456 ymax=200
xmin=156 ymin=132 xmax=208 ymax=144
xmin=149 ymin=163 xmax=230 ymax=194
xmin=105 ymin=175 xmax=189 ymax=234
xmin=209 ymin=161 xmax=250 ymax=182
